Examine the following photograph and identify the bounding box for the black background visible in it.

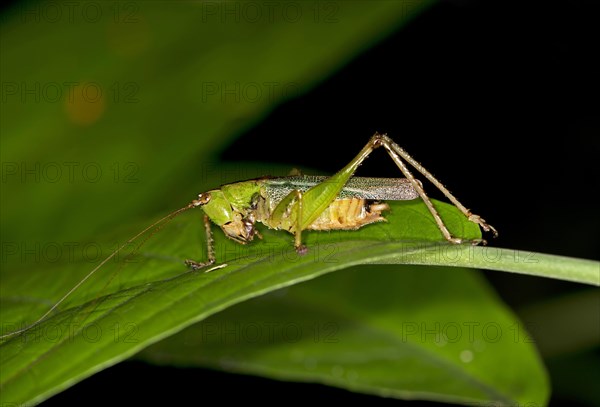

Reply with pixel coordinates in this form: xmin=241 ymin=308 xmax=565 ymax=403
xmin=30 ymin=0 xmax=599 ymax=405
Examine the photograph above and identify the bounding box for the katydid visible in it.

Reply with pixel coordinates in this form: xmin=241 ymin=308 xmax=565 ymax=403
xmin=0 ymin=132 xmax=496 ymax=339
xmin=184 ymin=132 xmax=496 ymax=268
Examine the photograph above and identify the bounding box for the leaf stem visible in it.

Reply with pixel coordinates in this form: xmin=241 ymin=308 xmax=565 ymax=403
xmin=367 ymin=243 xmax=600 ymax=286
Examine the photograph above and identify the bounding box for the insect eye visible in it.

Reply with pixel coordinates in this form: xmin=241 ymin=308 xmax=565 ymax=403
xmin=193 ymin=192 xmax=211 ymax=206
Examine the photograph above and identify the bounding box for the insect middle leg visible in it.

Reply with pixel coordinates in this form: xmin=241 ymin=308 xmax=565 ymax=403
xmin=269 ymin=189 xmax=308 ymax=254
xmin=293 ymin=190 xmax=308 ymax=255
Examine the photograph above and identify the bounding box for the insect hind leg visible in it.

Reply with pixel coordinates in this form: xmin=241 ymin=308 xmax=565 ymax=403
xmin=372 ymin=132 xmax=497 ymax=244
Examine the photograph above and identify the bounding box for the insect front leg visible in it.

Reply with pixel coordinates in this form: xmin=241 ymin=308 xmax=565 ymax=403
xmin=185 ymin=214 xmax=217 ymax=271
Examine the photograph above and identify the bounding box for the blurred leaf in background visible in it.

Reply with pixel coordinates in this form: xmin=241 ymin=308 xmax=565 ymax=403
xmin=0 ymin=0 xmax=433 ymax=253
xmin=140 ymin=265 xmax=549 ymax=406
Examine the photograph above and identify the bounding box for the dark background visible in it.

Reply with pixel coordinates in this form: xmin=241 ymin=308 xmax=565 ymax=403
xmin=20 ymin=0 xmax=598 ymax=405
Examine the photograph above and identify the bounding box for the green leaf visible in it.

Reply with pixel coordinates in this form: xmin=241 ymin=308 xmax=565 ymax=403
xmin=139 ymin=265 xmax=550 ymax=406
xmin=0 ymin=198 xmax=478 ymax=405
xmin=3 ymin=189 xmax=593 ymax=405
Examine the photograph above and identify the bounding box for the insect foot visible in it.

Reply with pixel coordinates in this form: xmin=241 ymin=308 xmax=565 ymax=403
xmin=296 ymin=244 xmax=308 ymax=256
xmin=445 ymin=236 xmax=487 ymax=246
xmin=185 ymin=258 xmax=215 ymax=271
xmin=447 ymin=237 xmax=465 ymax=244
xmin=468 ymin=214 xmax=498 ymax=238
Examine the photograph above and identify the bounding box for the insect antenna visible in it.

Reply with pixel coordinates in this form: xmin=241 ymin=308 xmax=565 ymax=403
xmin=0 ymin=202 xmax=197 ymax=340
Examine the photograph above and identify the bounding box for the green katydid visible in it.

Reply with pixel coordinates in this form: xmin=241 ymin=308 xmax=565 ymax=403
xmin=0 ymin=132 xmax=496 ymax=339
xmin=184 ymin=132 xmax=496 ymax=269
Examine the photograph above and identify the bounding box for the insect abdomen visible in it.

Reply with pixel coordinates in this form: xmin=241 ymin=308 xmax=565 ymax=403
xmin=307 ymin=198 xmax=389 ymax=230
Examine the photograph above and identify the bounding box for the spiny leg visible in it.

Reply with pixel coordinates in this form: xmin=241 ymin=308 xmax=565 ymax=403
xmin=185 ymin=214 xmax=217 ymax=271
xmin=383 ymin=151 xmax=458 ymax=242
xmin=298 ymin=134 xmax=455 ymax=240
xmin=274 ymin=132 xmax=494 ymax=248
xmin=294 ymin=134 xmax=455 ymax=240
xmin=371 ymin=133 xmax=496 ymax=243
